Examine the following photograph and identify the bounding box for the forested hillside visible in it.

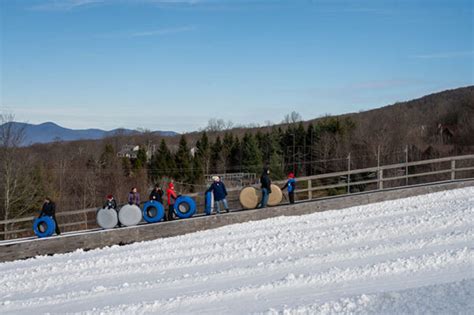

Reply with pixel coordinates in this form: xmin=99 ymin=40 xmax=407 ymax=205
xmin=1 ymin=86 xmax=473 ymax=231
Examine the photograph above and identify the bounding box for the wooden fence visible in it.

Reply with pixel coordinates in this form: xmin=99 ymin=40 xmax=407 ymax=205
xmin=1 ymin=154 xmax=473 ymax=241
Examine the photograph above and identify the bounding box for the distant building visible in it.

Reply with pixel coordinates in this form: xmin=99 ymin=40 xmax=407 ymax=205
xmin=117 ymin=145 xmax=140 ymax=159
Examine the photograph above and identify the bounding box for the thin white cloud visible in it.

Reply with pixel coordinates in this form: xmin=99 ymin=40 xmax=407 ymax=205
xmin=30 ymin=0 xmax=105 ymax=11
xmin=29 ymin=0 xmax=201 ymax=11
xmin=412 ymin=51 xmax=474 ymax=59
xmin=95 ymin=25 xmax=196 ymax=39
xmin=131 ymin=26 xmax=196 ymax=37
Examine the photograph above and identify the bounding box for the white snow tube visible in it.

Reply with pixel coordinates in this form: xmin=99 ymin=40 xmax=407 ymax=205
xmin=96 ymin=208 xmax=119 ymax=229
xmin=118 ymin=205 xmax=142 ymax=226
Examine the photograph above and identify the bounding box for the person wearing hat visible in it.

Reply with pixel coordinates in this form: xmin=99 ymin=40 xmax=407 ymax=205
xmin=282 ymin=172 xmax=296 ymax=204
xmin=259 ymin=167 xmax=272 ymax=208
xmin=103 ymin=194 xmax=117 ymax=210
xmin=149 ymin=184 xmax=164 ymax=204
xmin=206 ymin=176 xmax=229 ymax=214
xmin=166 ymin=182 xmax=177 ymax=221
xmin=103 ymin=194 xmax=121 ymax=227
xmin=39 ymin=197 xmax=61 ymax=235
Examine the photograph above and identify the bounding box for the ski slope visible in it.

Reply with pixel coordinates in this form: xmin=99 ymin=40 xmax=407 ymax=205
xmin=1 ymin=188 xmax=473 ymax=314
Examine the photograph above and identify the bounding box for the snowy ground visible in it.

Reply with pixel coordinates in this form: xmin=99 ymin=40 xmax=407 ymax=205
xmin=1 ymin=188 xmax=473 ymax=314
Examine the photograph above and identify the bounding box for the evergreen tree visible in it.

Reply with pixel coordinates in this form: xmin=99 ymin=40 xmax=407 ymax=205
xmin=99 ymin=144 xmax=115 ymax=168
xmin=230 ymin=137 xmax=242 ymax=173
xmin=132 ymin=147 xmax=147 ymax=170
xmin=174 ymin=135 xmax=192 ymax=183
xmin=269 ymin=127 xmax=284 ymax=179
xmin=210 ymin=136 xmax=224 ymax=173
xmin=222 ymin=132 xmax=235 ymax=173
xmin=149 ymin=139 xmax=174 ymax=181
xmin=241 ymin=133 xmax=262 ymax=175
xmin=195 ymin=132 xmax=211 ymax=174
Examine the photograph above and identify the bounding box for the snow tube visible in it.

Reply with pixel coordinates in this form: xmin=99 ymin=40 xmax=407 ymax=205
xmin=174 ymin=196 xmax=197 ymax=219
xmin=33 ymin=216 xmax=56 ymax=238
xmin=267 ymin=184 xmax=283 ymax=206
xmin=142 ymin=201 xmax=165 ymax=223
xmin=96 ymin=208 xmax=119 ymax=229
xmin=239 ymin=186 xmax=260 ymax=209
xmin=204 ymin=191 xmax=213 ymax=215
xmin=118 ymin=204 xmax=142 ymax=226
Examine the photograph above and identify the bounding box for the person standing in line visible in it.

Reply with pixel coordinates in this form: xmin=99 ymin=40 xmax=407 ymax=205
xmin=128 ymin=187 xmax=140 ymax=207
xmin=103 ymin=194 xmax=117 ymax=210
xmin=259 ymin=167 xmax=272 ymax=208
xmin=39 ymin=197 xmax=61 ymax=235
xmin=103 ymin=194 xmax=121 ymax=227
xmin=282 ymin=172 xmax=296 ymax=204
xmin=206 ymin=176 xmax=230 ymax=214
xmin=149 ymin=184 xmax=164 ymax=204
xmin=166 ymin=182 xmax=177 ymax=221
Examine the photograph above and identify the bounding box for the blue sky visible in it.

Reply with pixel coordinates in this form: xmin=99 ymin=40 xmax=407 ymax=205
xmin=1 ymin=0 xmax=473 ymax=132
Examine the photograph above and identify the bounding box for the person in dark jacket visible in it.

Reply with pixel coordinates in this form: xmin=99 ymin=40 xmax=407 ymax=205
xmin=149 ymin=184 xmax=164 ymax=203
xmin=206 ymin=176 xmax=229 ymax=214
xmin=103 ymin=194 xmax=121 ymax=227
xmin=259 ymin=167 xmax=272 ymax=208
xmin=282 ymin=172 xmax=296 ymax=204
xmin=103 ymin=194 xmax=117 ymax=210
xmin=166 ymin=182 xmax=177 ymax=221
xmin=128 ymin=187 xmax=140 ymax=206
xmin=39 ymin=197 xmax=61 ymax=235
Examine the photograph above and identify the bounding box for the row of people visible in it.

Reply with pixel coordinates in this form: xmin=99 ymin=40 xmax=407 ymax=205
xmin=37 ymin=170 xmax=296 ymax=236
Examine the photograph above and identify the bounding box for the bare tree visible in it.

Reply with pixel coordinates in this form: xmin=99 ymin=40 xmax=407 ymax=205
xmin=282 ymin=111 xmax=302 ymax=124
xmin=205 ymin=118 xmax=234 ymax=132
xmin=0 ymin=113 xmax=38 ymax=238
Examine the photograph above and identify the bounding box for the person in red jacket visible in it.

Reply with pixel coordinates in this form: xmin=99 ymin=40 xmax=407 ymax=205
xmin=166 ymin=182 xmax=177 ymax=221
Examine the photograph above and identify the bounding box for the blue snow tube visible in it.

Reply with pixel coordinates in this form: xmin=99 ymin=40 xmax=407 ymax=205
xmin=33 ymin=216 xmax=56 ymax=238
xmin=142 ymin=201 xmax=165 ymax=223
xmin=174 ymin=196 xmax=197 ymax=219
xmin=205 ymin=191 xmax=213 ymax=215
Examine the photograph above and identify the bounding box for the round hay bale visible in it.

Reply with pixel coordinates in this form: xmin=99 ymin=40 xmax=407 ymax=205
xmin=239 ymin=186 xmax=261 ymax=209
xmin=118 ymin=204 xmax=142 ymax=226
xmin=267 ymin=184 xmax=283 ymax=206
xmin=96 ymin=208 xmax=119 ymax=229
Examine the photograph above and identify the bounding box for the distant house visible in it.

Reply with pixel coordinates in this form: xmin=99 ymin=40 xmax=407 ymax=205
xmin=117 ymin=145 xmax=140 ymax=159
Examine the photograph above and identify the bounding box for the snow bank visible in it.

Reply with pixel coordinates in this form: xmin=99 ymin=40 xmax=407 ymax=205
xmin=1 ymin=188 xmax=473 ymax=314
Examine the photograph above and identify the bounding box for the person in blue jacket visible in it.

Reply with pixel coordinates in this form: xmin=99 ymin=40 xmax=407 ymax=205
xmin=206 ymin=176 xmax=229 ymax=214
xmin=282 ymin=172 xmax=296 ymax=204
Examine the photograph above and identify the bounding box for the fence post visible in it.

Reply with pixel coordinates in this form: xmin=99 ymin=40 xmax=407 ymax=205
xmin=308 ymin=179 xmax=312 ymax=200
xmin=451 ymin=160 xmax=456 ymax=180
xmin=347 ymin=153 xmax=351 ymax=194
xmin=405 ymin=145 xmax=409 ymax=186
xmin=378 ymin=169 xmax=384 ymax=190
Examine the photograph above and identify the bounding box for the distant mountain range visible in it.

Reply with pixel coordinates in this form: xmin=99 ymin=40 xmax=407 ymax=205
xmin=2 ymin=122 xmax=178 ymax=146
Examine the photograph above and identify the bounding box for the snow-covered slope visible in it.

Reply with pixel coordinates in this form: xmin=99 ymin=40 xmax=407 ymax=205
xmin=1 ymin=188 xmax=473 ymax=314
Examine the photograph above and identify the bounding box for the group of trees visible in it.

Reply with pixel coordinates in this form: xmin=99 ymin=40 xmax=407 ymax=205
xmin=1 ymin=86 xmax=473 ymax=236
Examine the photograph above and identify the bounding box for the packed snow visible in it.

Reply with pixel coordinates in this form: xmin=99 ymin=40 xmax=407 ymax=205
xmin=1 ymin=188 xmax=473 ymax=314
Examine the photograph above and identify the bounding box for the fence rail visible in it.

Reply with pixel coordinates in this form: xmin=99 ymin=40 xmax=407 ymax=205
xmin=1 ymin=154 xmax=473 ymax=240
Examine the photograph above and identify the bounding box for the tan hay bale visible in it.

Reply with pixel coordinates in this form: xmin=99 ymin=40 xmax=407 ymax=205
xmin=267 ymin=184 xmax=283 ymax=206
xmin=239 ymin=187 xmax=260 ymax=209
